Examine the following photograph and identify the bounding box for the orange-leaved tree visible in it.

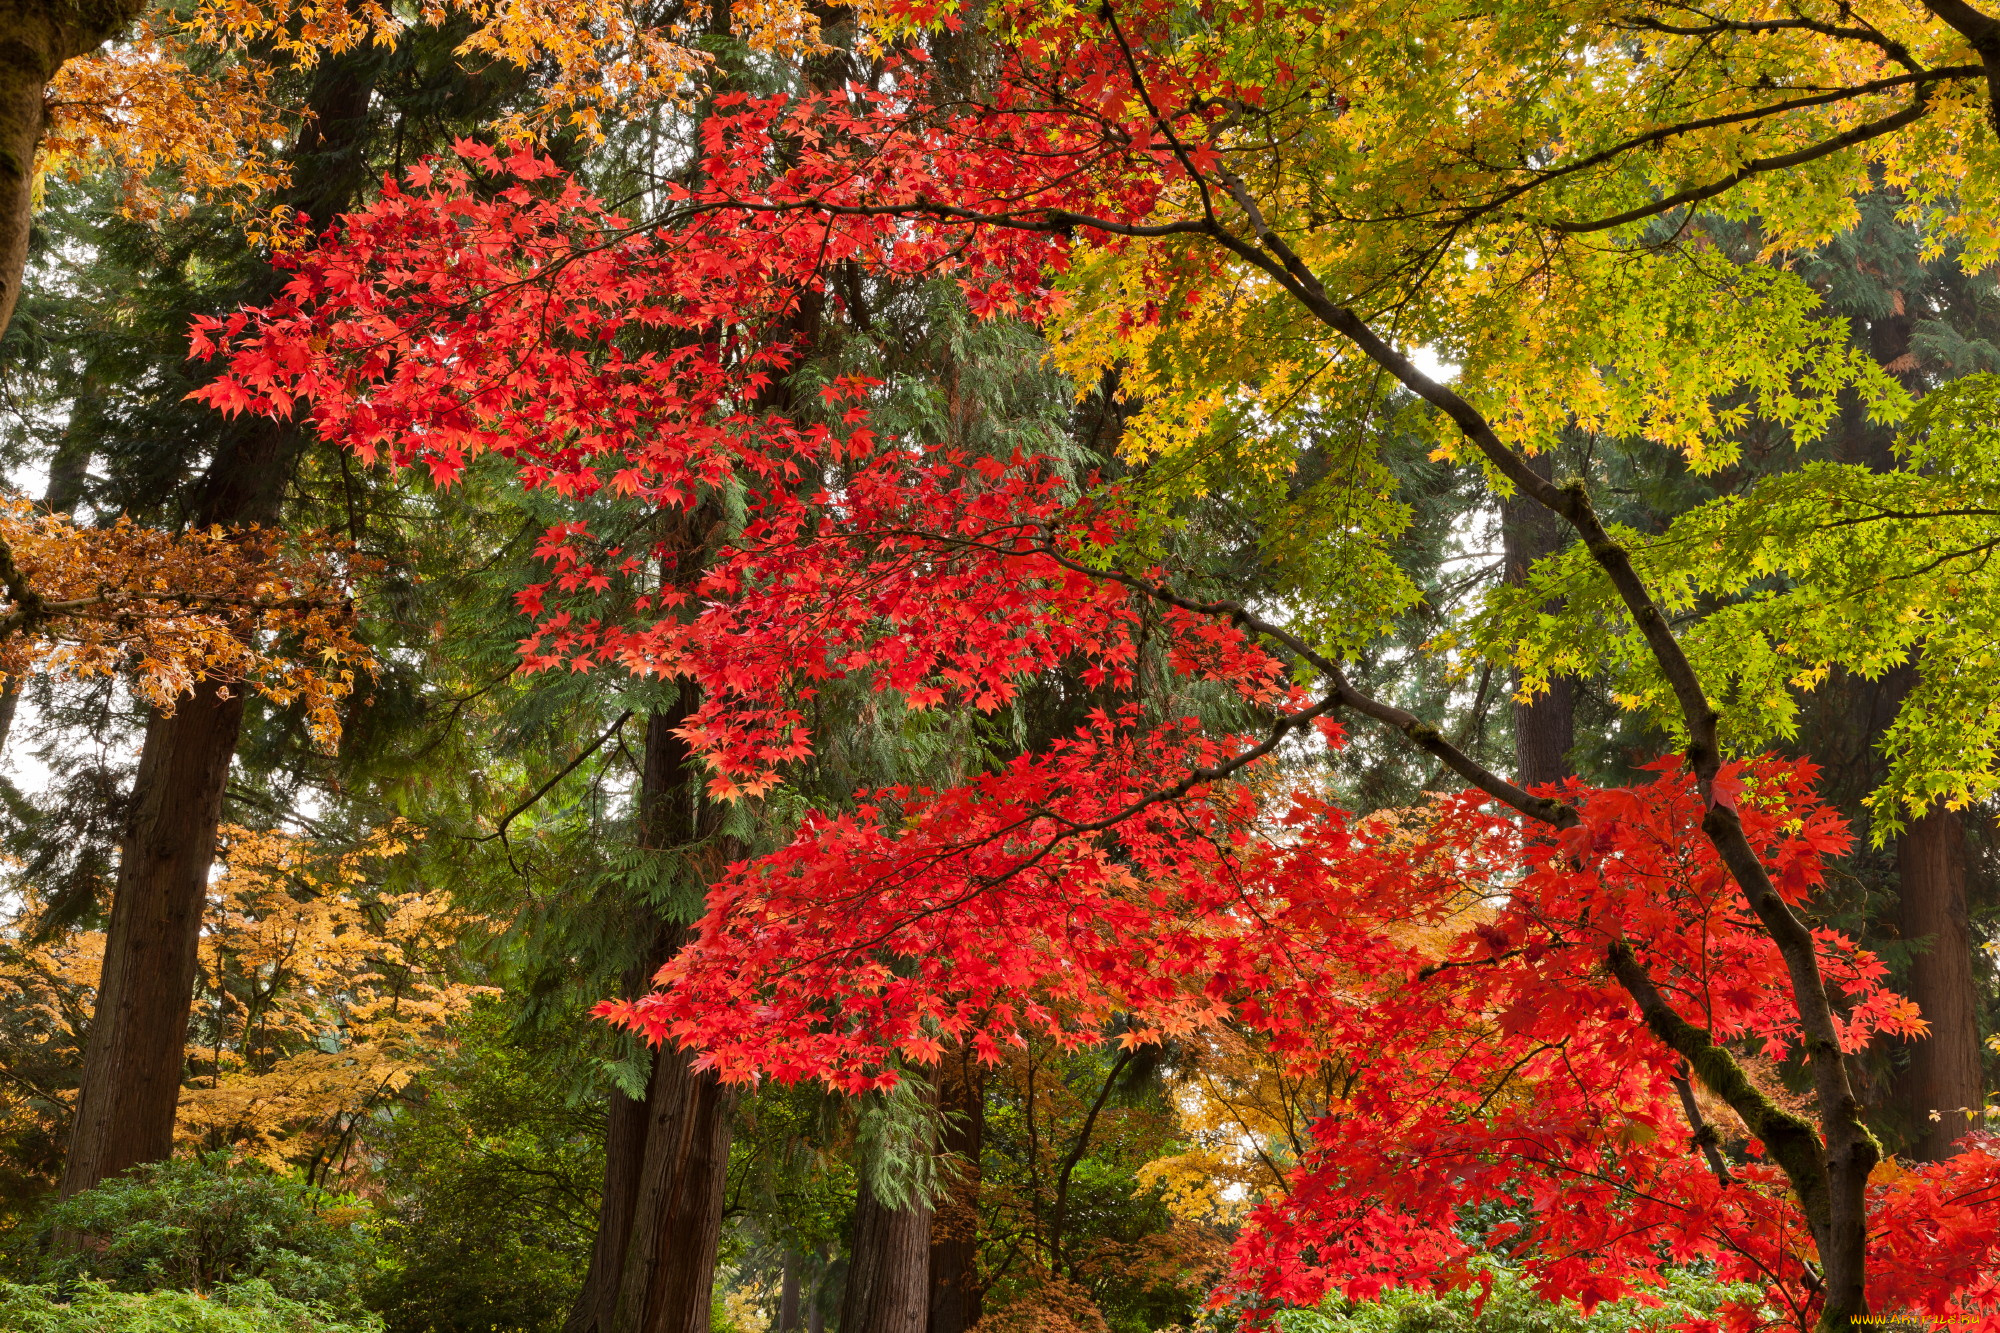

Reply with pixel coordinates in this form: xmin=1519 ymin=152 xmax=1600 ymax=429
xmin=179 ymin=823 xmax=490 ymax=1184
xmin=0 ymin=822 xmax=483 ymax=1203
xmin=0 ymin=498 xmax=370 ymax=743
xmin=5 ymin=0 xmax=903 ymax=341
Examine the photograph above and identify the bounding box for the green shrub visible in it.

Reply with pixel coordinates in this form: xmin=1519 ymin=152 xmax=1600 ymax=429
xmin=1277 ymin=1264 xmax=1765 ymax=1333
xmin=362 ymin=1003 xmax=604 ymax=1333
xmin=37 ymin=1156 xmax=375 ymax=1312
xmin=0 ymin=1278 xmax=382 ymax=1332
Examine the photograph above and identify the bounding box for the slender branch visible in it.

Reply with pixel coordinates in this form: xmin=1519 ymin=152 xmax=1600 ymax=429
xmin=1026 ymin=543 xmax=1574 ymax=826
xmin=1552 ymin=89 xmax=1947 ymax=234
xmin=1455 ymin=67 xmax=1971 ymax=233
xmin=1621 ymin=14 xmax=1924 ymax=73
xmin=470 ymin=710 xmax=634 ymax=845
xmin=1608 ymin=942 xmax=1828 ymax=1236
xmin=1671 ymin=1060 xmax=1735 ymax=1185
xmin=1049 ymin=1043 xmax=1136 ymax=1271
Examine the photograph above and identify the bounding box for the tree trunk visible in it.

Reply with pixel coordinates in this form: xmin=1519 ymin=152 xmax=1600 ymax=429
xmin=0 ymin=9 xmax=46 ymax=342
xmin=56 ymin=424 xmax=288 ymax=1201
xmin=57 ymin=682 xmax=244 ymax=1195
xmin=0 ymin=0 xmax=148 ymax=339
xmin=58 ymin=53 xmax=379 ymax=1200
xmin=1500 ymin=450 xmax=1575 ymax=787
xmin=1857 ymin=662 xmax=1991 ymax=1159
xmin=608 ymin=1025 xmax=735 ymax=1333
xmin=840 ymin=1173 xmax=932 ymax=1333
xmin=927 ymin=1051 xmax=984 ymax=1333
xmin=566 ymin=936 xmax=673 ymax=1333
xmin=777 ymin=1257 xmax=802 ymax=1333
xmin=1827 ymin=290 xmax=1989 ymax=1159
xmin=1895 ymin=806 xmax=1986 ymax=1159
xmin=568 ymin=701 xmax=737 ymax=1333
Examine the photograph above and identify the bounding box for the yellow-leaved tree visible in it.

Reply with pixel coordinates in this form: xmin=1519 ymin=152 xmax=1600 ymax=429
xmin=0 ymin=822 xmax=487 ymax=1204
xmin=179 ymin=823 xmax=493 ymax=1179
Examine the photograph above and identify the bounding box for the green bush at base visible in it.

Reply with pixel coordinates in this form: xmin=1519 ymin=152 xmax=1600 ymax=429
xmin=1278 ymin=1265 xmax=1765 ymax=1333
xmin=0 ymin=1279 xmax=383 ymax=1332
xmin=35 ymin=1156 xmax=375 ymax=1314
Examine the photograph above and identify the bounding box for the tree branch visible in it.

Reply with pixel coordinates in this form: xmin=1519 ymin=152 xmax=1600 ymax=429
xmin=470 ymin=710 xmax=634 ymax=846
xmin=1922 ymin=0 xmax=2000 ymax=130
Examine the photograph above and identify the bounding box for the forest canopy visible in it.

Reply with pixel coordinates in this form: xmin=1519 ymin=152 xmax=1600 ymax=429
xmin=0 ymin=2 xmax=1997 ymax=1333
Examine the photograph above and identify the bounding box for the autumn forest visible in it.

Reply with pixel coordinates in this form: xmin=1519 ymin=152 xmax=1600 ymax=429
xmin=0 ymin=1 xmax=1994 ymax=1331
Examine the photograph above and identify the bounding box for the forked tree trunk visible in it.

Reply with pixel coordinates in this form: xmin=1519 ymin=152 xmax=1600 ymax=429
xmin=1895 ymin=806 xmax=1986 ymax=1159
xmin=927 ymin=1050 xmax=984 ymax=1333
xmin=59 ymin=57 xmax=379 ymax=1202
xmin=567 ymin=702 xmax=737 ymax=1333
xmin=840 ymin=1173 xmax=932 ymax=1333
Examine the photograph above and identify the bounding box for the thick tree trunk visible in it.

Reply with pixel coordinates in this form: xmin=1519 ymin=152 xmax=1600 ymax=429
xmin=840 ymin=1174 xmax=932 ymax=1333
xmin=58 ymin=52 xmax=379 ymax=1199
xmin=56 ymin=419 xmax=279 ymax=1198
xmin=568 ymin=701 xmax=737 ymax=1333
xmin=0 ymin=14 xmax=44 ymax=342
xmin=59 ymin=440 xmax=302 ymax=1200
xmin=1500 ymin=451 xmax=1574 ymax=787
xmin=1895 ymin=806 xmax=1986 ymax=1159
xmin=1824 ymin=295 xmax=1989 ymax=1160
xmin=608 ymin=1034 xmax=734 ymax=1333
xmin=57 ymin=683 xmax=244 ymax=1195
xmin=926 ymin=1052 xmax=984 ymax=1333
xmin=1856 ymin=662 xmax=1990 ymax=1159
xmin=566 ymin=937 xmax=673 ymax=1333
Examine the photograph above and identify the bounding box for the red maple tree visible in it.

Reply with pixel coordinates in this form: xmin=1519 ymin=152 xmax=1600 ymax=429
xmin=191 ymin=16 xmax=2000 ymax=1327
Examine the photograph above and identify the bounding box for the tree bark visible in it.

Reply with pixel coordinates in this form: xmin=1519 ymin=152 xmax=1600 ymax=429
xmin=1895 ymin=806 xmax=1986 ymax=1159
xmin=0 ymin=0 xmax=148 ymax=339
xmin=1500 ymin=450 xmax=1575 ymax=787
xmin=1825 ymin=286 xmax=1990 ymax=1159
xmin=840 ymin=1172 xmax=932 ymax=1333
xmin=58 ymin=55 xmax=379 ymax=1202
xmin=927 ymin=1051 xmax=984 ymax=1333
xmin=57 ymin=681 xmax=244 ymax=1193
xmin=777 ymin=1257 xmax=802 ymax=1333
xmin=567 ymin=701 xmax=737 ymax=1333
xmin=608 ymin=1020 xmax=735 ymax=1333
xmin=567 ymin=923 xmax=680 ymax=1333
